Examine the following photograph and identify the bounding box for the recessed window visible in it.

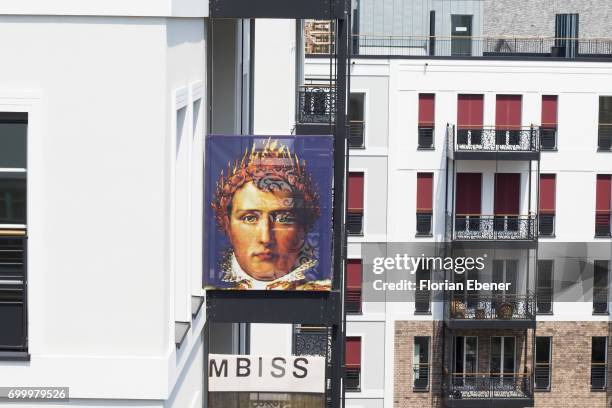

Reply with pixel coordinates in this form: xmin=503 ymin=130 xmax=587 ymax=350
xmin=593 ymin=261 xmax=609 ymax=314
xmin=536 ymin=260 xmax=554 ymax=314
xmin=541 ymin=96 xmax=558 ymax=150
xmin=0 ymin=112 xmax=28 ymax=355
xmin=595 ymin=175 xmax=611 ymax=237
xmin=413 ymin=337 xmax=430 ymax=390
xmin=535 ymin=337 xmax=552 ymax=390
xmin=347 ymin=172 xmax=364 ymax=236
xmin=539 ymin=174 xmax=556 ymax=236
xmin=349 ymin=93 xmax=365 ymax=148
xmin=346 ymin=260 xmax=362 ymax=314
xmin=346 ymin=337 xmax=361 ymax=391
xmin=415 ymin=267 xmax=431 ymax=314
xmin=591 ymin=336 xmax=607 ymax=390
xmin=416 ymin=173 xmax=433 ymax=236
xmin=417 ymin=94 xmax=435 ymax=149
xmin=599 ymin=97 xmax=612 ymax=151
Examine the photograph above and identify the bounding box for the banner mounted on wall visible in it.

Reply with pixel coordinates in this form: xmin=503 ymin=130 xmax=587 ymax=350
xmin=204 ymin=135 xmax=334 ymax=291
xmin=208 ymin=354 xmax=326 ymax=394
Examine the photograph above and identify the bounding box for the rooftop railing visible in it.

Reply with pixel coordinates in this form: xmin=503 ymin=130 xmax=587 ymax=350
xmin=304 ymin=31 xmax=612 ymax=59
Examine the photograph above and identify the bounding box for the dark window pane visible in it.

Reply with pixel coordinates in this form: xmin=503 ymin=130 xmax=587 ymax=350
xmin=535 ymin=337 xmax=551 ymax=390
xmin=0 ymin=117 xmax=27 ymax=169
xmin=537 ymin=260 xmax=553 ymax=314
xmin=592 ymin=337 xmax=607 ymax=363
xmin=0 ymin=173 xmax=26 ymax=224
xmin=593 ymin=261 xmax=609 ymax=314
xmin=415 ymin=268 xmax=431 ymax=313
xmin=535 ymin=337 xmax=551 ymax=363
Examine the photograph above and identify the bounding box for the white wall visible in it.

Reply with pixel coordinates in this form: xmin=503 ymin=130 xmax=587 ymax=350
xmin=0 ymin=14 xmax=208 ymax=404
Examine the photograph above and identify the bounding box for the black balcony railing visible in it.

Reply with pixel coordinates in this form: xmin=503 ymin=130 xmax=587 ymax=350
xmin=346 ymin=287 xmax=362 ymax=314
xmin=446 ymin=293 xmax=535 ymax=322
xmin=540 ymin=127 xmax=557 ymax=150
xmin=591 ymin=363 xmax=607 ymax=390
xmin=347 ymin=212 xmax=363 ymax=236
xmin=539 ymin=214 xmax=555 ymax=236
xmin=293 ymin=326 xmax=328 ymax=357
xmin=0 ymin=233 xmax=27 ymax=352
xmin=413 ymin=364 xmax=430 ymax=390
xmin=450 ymin=214 xmax=537 ymax=241
xmin=346 ymin=367 xmax=361 ymax=392
xmin=416 ymin=213 xmax=432 ymax=236
xmin=342 ymin=35 xmax=612 ymax=59
xmin=349 ymin=120 xmax=365 ymax=148
xmin=298 ymin=85 xmax=335 ymax=124
xmin=598 ymin=124 xmax=612 ymax=151
xmin=595 ymin=213 xmax=611 ymax=237
xmin=446 ymin=374 xmax=532 ymax=401
xmin=453 ymin=126 xmax=539 ymax=153
xmin=418 ymin=127 xmax=434 ymax=149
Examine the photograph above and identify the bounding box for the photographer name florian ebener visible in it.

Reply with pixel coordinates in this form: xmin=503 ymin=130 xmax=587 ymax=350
xmin=370 ymin=254 xmax=511 ymax=292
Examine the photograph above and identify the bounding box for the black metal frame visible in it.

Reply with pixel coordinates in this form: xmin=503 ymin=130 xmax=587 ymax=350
xmin=207 ymin=2 xmax=350 ymax=407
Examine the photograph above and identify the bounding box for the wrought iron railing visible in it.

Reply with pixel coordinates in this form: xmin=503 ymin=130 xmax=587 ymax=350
xmin=445 ymin=293 xmax=535 ymax=322
xmin=298 ymin=85 xmax=335 ymax=124
xmin=349 ymin=120 xmax=365 ymax=148
xmin=293 ymin=326 xmax=329 ymax=357
xmin=0 ymin=231 xmax=27 ymax=352
xmin=446 ymin=373 xmax=532 ymax=401
xmin=452 ymin=126 xmax=539 ymax=153
xmin=450 ymin=214 xmax=537 ymax=241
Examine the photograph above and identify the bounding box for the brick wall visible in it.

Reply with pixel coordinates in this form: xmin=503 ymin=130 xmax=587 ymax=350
xmin=535 ymin=321 xmax=612 ymax=408
xmin=484 ymin=0 xmax=612 ymax=38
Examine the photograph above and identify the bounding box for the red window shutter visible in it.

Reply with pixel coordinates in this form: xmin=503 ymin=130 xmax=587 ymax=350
xmin=494 ymin=173 xmax=521 ymax=215
xmin=596 ymin=175 xmax=612 ymax=214
xmin=346 ymin=337 xmax=361 ymax=367
xmin=539 ymin=174 xmax=556 ymax=214
xmin=419 ymin=94 xmax=435 ymax=126
xmin=416 ymin=173 xmax=433 ymax=213
xmin=456 ymin=173 xmax=482 ymax=215
xmin=457 ymin=94 xmax=484 ymax=129
xmin=496 ymin=95 xmax=522 ymax=130
xmin=541 ymin=95 xmax=558 ymax=127
xmin=348 ymin=172 xmax=364 ymax=213
xmin=347 ymin=260 xmax=362 ymax=289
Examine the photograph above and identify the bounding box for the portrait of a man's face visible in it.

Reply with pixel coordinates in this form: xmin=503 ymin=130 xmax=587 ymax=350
xmin=204 ymin=136 xmax=333 ymax=291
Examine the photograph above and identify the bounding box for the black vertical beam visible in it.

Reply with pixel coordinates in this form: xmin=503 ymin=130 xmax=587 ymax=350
xmin=332 ymin=10 xmax=349 ymax=408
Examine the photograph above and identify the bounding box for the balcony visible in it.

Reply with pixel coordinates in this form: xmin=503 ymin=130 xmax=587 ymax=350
xmin=297 ymin=84 xmax=335 ymax=124
xmin=446 ymin=374 xmax=533 ymax=408
xmin=449 ymin=126 xmax=539 ymax=160
xmin=445 ymin=293 xmax=535 ymax=329
xmin=448 ymin=214 xmax=537 ymax=246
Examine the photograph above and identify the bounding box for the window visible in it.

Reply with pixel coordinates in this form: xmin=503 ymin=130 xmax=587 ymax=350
xmin=349 ymin=93 xmax=365 ymax=148
xmin=413 ymin=337 xmax=430 ymax=390
xmin=535 ymin=337 xmax=552 ymax=390
xmin=537 ymin=260 xmax=554 ymax=314
xmin=346 ymin=260 xmax=362 ymax=314
xmin=494 ymin=173 xmax=520 ymax=232
xmin=539 ymin=174 xmax=556 ymax=236
xmin=495 ymin=95 xmax=522 ymax=146
xmin=418 ymin=94 xmax=435 ymax=149
xmin=593 ymin=261 xmax=609 ymax=314
xmin=0 ymin=112 xmax=28 ymax=355
xmin=457 ymin=94 xmax=484 ymax=145
xmin=347 ymin=173 xmax=364 ymax=235
xmin=415 ymin=266 xmax=431 ymax=314
xmin=599 ymin=97 xmax=612 ymax=151
xmin=554 ymin=14 xmax=579 ymax=58
xmin=491 ymin=337 xmax=516 ymax=377
xmin=416 ymin=173 xmax=433 ymax=236
xmin=591 ymin=336 xmax=607 ymax=390
xmin=541 ymin=96 xmax=558 ymax=150
xmin=455 ymin=173 xmax=482 ymax=232
xmin=455 ymin=336 xmax=478 ymax=378
xmin=346 ymin=337 xmax=361 ymax=391
xmin=595 ymin=175 xmax=611 ymax=237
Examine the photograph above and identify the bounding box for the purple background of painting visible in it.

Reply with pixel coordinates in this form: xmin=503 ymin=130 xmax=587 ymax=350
xmin=203 ymin=135 xmax=334 ymax=289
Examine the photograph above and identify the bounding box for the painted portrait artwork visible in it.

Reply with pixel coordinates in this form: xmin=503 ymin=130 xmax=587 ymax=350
xmin=204 ymin=135 xmax=334 ymax=291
